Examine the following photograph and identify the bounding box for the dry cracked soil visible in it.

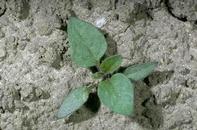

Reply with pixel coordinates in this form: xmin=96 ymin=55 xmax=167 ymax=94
xmin=0 ymin=0 xmax=197 ymax=130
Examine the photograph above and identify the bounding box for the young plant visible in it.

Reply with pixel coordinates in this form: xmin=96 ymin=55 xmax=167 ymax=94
xmin=56 ymin=17 xmax=158 ymax=119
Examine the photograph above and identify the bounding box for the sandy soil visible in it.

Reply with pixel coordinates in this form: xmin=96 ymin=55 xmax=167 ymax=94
xmin=0 ymin=0 xmax=197 ymax=130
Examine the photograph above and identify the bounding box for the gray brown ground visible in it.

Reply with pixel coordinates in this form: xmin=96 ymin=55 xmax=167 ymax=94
xmin=0 ymin=0 xmax=197 ymax=130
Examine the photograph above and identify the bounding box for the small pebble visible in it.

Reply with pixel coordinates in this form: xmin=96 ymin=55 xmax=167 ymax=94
xmin=95 ymin=17 xmax=106 ymax=28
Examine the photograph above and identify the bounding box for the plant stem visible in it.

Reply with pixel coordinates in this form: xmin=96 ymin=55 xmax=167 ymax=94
xmin=96 ymin=61 xmax=101 ymax=72
xmin=87 ymin=83 xmax=97 ymax=92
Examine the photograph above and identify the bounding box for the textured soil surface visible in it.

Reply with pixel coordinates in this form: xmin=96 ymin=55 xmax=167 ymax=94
xmin=0 ymin=0 xmax=197 ymax=130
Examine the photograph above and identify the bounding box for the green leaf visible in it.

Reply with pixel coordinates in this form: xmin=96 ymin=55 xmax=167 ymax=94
xmin=92 ymin=72 xmax=104 ymax=79
xmin=98 ymin=73 xmax=134 ymax=116
xmin=68 ymin=17 xmax=107 ymax=67
xmin=57 ymin=87 xmax=89 ymax=119
xmin=100 ymin=55 xmax=122 ymax=73
xmin=123 ymin=62 xmax=158 ymax=81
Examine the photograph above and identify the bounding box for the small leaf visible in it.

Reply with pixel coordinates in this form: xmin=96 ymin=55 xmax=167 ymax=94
xmin=98 ymin=73 xmax=134 ymax=116
xmin=92 ymin=72 xmax=104 ymax=79
xmin=123 ymin=62 xmax=158 ymax=81
xmin=100 ymin=55 xmax=122 ymax=73
xmin=57 ymin=87 xmax=89 ymax=119
xmin=68 ymin=17 xmax=107 ymax=67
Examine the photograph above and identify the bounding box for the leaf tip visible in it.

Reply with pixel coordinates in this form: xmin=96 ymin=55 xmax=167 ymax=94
xmin=56 ymin=104 xmax=72 ymax=119
xmin=56 ymin=108 xmax=67 ymax=119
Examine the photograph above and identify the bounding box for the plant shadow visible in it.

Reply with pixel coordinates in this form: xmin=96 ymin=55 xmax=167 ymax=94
xmin=131 ymin=70 xmax=174 ymax=130
xmin=104 ymin=33 xmax=118 ymax=56
xmin=99 ymin=31 xmax=118 ymax=62
xmin=132 ymin=81 xmax=163 ymax=130
xmin=143 ymin=70 xmax=174 ymax=86
xmin=66 ymin=92 xmax=101 ymax=123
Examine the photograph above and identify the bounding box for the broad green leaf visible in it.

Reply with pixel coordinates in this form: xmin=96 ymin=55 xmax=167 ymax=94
xmin=123 ymin=62 xmax=158 ymax=81
xmin=98 ymin=73 xmax=134 ymax=116
xmin=100 ymin=55 xmax=122 ymax=73
xmin=68 ymin=17 xmax=107 ymax=67
xmin=57 ymin=87 xmax=89 ymax=119
xmin=92 ymin=72 xmax=104 ymax=79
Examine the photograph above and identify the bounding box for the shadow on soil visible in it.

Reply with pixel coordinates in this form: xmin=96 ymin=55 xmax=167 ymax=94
xmin=99 ymin=31 xmax=118 ymax=63
xmin=66 ymin=92 xmax=101 ymax=123
xmin=132 ymin=70 xmax=174 ymax=130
